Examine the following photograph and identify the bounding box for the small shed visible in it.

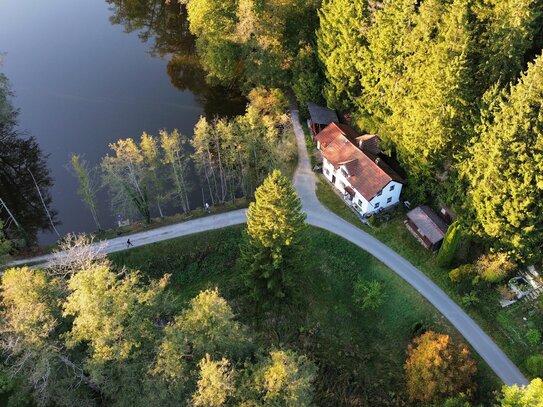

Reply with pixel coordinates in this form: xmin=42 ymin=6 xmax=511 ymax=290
xmin=405 ymin=206 xmax=449 ymax=251
xmin=308 ymin=102 xmax=339 ymax=136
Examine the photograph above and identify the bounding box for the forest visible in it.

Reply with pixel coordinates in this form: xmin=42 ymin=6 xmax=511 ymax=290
xmin=179 ymin=0 xmax=543 ymax=264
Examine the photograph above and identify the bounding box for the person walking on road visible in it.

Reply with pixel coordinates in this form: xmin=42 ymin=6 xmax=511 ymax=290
xmin=127 ymin=238 xmax=133 ymax=248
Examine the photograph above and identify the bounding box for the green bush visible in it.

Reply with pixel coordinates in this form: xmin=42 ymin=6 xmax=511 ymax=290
xmin=449 ymin=264 xmax=477 ymax=284
xmin=526 ymin=354 xmax=543 ymax=377
xmin=353 ymin=278 xmax=386 ymax=311
xmin=461 ymin=291 xmax=479 ymax=308
xmin=476 ymin=252 xmax=515 ymax=284
xmin=526 ymin=329 xmax=542 ymax=346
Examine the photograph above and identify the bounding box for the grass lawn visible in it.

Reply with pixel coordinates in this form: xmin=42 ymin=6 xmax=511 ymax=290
xmin=316 ymin=174 xmax=543 ymax=380
xmin=109 ymin=225 xmax=500 ymax=406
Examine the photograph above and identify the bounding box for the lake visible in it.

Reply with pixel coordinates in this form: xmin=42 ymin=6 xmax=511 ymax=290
xmin=0 ymin=0 xmax=246 ymax=243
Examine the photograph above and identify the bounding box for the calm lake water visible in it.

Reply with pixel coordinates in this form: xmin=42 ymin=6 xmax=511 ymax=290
xmin=0 ymin=0 xmax=245 ymax=243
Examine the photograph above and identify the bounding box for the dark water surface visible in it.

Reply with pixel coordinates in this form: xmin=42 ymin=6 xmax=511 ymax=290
xmin=0 ymin=0 xmax=245 ymax=243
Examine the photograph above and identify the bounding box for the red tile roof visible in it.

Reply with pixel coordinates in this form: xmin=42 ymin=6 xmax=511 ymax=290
xmin=315 ymin=122 xmax=358 ymax=147
xmin=317 ymin=123 xmax=403 ymax=201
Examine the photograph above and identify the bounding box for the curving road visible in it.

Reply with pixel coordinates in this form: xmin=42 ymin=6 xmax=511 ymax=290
xmin=8 ymin=104 xmax=528 ymax=387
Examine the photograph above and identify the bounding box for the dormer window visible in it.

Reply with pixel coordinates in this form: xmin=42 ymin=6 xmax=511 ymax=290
xmin=389 ymin=185 xmax=395 ymax=191
xmin=340 ymin=166 xmax=349 ymax=178
xmin=377 ymin=190 xmax=382 ymax=197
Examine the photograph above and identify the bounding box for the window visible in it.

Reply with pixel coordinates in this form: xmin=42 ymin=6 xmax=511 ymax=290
xmin=377 ymin=190 xmax=382 ymax=197
xmin=341 ymin=169 xmax=349 ymax=178
xmin=389 ymin=185 xmax=395 ymax=191
xmin=387 ymin=197 xmax=392 ymax=204
xmin=324 ymin=168 xmax=329 ymax=176
xmin=358 ymin=199 xmax=363 ymax=206
xmin=374 ymin=202 xmax=380 ymax=209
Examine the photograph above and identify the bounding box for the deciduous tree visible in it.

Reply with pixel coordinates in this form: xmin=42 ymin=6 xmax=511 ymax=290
xmin=192 ymin=355 xmax=235 ymax=407
xmin=250 ymin=350 xmax=317 ymax=405
xmin=101 ymin=138 xmax=151 ymax=223
xmin=69 ymin=154 xmax=101 ymax=230
xmin=499 ymin=378 xmax=543 ymax=407
xmin=160 ymin=129 xmax=191 ymax=213
xmin=0 ymin=219 xmax=11 ymax=265
xmin=405 ymin=331 xmax=477 ymax=403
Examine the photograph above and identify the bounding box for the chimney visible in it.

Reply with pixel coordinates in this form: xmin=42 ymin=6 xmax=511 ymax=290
xmin=357 ymin=135 xmax=381 ymax=155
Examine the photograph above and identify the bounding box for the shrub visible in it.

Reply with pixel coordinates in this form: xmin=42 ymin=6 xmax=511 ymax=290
xmin=526 ymin=354 xmax=543 ymax=377
xmin=526 ymin=329 xmax=542 ymax=346
xmin=353 ymin=278 xmax=385 ymax=311
xmin=449 ymin=264 xmax=477 ymax=284
xmin=461 ymin=291 xmax=480 ymax=308
xmin=476 ymin=252 xmax=515 ymax=284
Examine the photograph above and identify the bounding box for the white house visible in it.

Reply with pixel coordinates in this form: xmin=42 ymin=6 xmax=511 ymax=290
xmin=315 ymin=122 xmax=404 ymax=217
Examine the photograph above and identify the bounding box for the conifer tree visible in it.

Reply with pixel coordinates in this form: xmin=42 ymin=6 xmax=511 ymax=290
xmin=316 ymin=0 xmax=369 ymax=109
xmin=385 ymin=0 xmax=476 ymax=200
xmin=474 ymin=0 xmax=543 ymax=89
xmin=240 ymin=170 xmax=306 ymax=301
xmin=358 ymin=0 xmax=416 ymax=132
xmin=462 ymin=52 xmax=543 ymax=261
xmin=436 ymin=222 xmax=462 ymax=268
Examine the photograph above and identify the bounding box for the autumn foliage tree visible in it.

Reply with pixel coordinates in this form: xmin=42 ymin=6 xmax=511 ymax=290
xmin=405 ymin=331 xmax=477 ymax=403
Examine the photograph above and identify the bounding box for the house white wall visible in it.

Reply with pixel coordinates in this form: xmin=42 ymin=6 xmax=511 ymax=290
xmin=321 ymin=157 xmax=403 ymax=216
xmin=368 ymin=181 xmax=403 ymax=213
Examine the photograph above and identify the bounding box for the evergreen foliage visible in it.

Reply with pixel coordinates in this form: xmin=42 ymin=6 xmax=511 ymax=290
xmin=240 ymin=170 xmax=306 ymax=301
xmin=436 ymin=222 xmax=462 ymax=268
xmin=316 ymin=0 xmax=369 ymax=109
xmin=462 ymin=53 xmax=543 ymax=261
xmin=0 ymin=72 xmax=57 ymax=243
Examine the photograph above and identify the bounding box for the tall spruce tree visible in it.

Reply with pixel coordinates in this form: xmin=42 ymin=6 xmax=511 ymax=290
xmin=462 ymin=52 xmax=543 ymax=262
xmin=316 ymin=0 xmax=369 ymax=110
xmin=384 ymin=0 xmax=476 ymax=201
xmin=474 ymin=0 xmax=543 ymax=90
xmin=357 ymin=0 xmax=417 ymax=132
xmin=240 ymin=170 xmax=306 ymax=301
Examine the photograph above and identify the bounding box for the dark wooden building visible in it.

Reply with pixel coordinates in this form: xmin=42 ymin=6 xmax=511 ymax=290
xmin=405 ymin=206 xmax=449 ymax=251
xmin=308 ymin=102 xmax=339 ymax=137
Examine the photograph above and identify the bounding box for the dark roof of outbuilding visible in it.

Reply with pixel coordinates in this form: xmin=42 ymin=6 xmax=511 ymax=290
xmin=308 ymin=102 xmax=339 ymax=126
xmin=406 ymin=206 xmax=449 ymax=244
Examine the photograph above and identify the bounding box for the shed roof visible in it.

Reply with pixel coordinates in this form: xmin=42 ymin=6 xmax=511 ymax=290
xmin=308 ymin=102 xmax=339 ymax=126
xmin=406 ymin=206 xmax=448 ymax=244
